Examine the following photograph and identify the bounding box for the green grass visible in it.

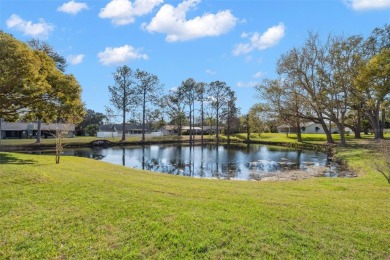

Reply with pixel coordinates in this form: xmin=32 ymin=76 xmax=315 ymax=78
xmin=233 ymin=132 xmax=388 ymax=144
xmin=1 ymin=132 xmax=388 ymax=148
xmin=1 ymin=143 xmax=389 ymax=258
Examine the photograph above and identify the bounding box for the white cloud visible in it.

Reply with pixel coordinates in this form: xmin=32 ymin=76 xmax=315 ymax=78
xmin=206 ymin=69 xmax=216 ymax=75
xmin=236 ymin=81 xmax=260 ymax=88
xmin=98 ymin=45 xmax=149 ymax=65
xmin=253 ymin=72 xmax=265 ymax=78
xmin=57 ymin=1 xmax=89 ymax=15
xmin=143 ymin=0 xmax=238 ymax=42
xmin=99 ymin=0 xmax=163 ymax=25
xmin=344 ymin=0 xmax=390 ymax=10
xmin=6 ymin=14 xmax=53 ymax=39
xmin=241 ymin=32 xmax=248 ymax=38
xmin=233 ymin=23 xmax=286 ymax=56
xmin=67 ymin=54 xmax=85 ymax=65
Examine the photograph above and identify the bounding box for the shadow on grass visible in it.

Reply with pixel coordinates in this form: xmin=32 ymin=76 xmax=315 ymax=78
xmin=0 ymin=153 xmax=37 ymax=165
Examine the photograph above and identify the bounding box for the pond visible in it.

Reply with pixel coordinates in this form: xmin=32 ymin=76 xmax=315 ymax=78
xmin=52 ymin=144 xmax=346 ymax=180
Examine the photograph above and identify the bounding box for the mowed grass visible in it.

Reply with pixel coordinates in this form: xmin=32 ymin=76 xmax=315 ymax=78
xmin=1 ymin=145 xmax=389 ymax=258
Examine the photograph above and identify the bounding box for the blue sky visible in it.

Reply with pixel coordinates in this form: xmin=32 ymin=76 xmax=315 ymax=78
xmin=1 ymin=0 xmax=389 ymax=115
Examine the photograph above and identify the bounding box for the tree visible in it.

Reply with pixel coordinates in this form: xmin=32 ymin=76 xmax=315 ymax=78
xmin=355 ymin=48 xmax=390 ymax=139
xmin=84 ymin=124 xmax=99 ymax=136
xmin=47 ymin=72 xmax=85 ymax=164
xmin=178 ymin=78 xmax=197 ymax=143
xmin=277 ymin=33 xmax=339 ymax=144
xmin=207 ymin=81 xmax=231 ymax=142
xmin=26 ymin=39 xmax=69 ymax=142
xmin=161 ymin=90 xmax=187 ymax=136
xmin=222 ymin=90 xmax=239 ymax=143
xmin=21 ymin=50 xmax=60 ymax=143
xmin=76 ymin=109 xmax=107 ymax=136
xmin=27 ymin=38 xmax=67 ymax=72
xmin=107 ymin=65 xmax=136 ymax=141
xmin=196 ymin=82 xmax=207 ymax=144
xmin=0 ymin=31 xmax=46 ymax=121
xmin=248 ymin=104 xmax=268 ymax=138
xmin=257 ymin=78 xmax=305 ymax=142
xmin=135 ymin=69 xmax=162 ymax=142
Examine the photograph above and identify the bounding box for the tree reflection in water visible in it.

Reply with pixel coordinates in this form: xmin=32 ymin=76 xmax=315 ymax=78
xmin=53 ymin=144 xmax=336 ymax=180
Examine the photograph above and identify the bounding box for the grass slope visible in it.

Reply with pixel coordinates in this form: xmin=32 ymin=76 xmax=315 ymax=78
xmin=1 ymin=148 xmax=389 ymax=258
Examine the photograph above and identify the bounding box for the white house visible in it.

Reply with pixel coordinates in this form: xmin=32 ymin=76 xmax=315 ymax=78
xmin=277 ymin=122 xmax=349 ymax=134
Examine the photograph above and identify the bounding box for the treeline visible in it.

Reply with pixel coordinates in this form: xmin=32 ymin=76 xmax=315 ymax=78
xmin=256 ymin=24 xmax=389 ymax=146
xmin=105 ymin=67 xmax=239 ymax=143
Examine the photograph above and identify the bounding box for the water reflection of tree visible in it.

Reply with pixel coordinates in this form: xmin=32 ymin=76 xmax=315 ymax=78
xmin=74 ymin=148 xmax=106 ymax=160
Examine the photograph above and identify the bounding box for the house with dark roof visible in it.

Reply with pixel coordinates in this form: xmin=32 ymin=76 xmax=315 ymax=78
xmin=0 ymin=121 xmax=75 ymax=139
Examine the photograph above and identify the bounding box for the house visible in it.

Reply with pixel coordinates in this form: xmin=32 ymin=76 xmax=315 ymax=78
xmin=97 ymin=124 xmax=151 ymax=138
xmin=0 ymin=121 xmax=75 ymax=139
xmin=159 ymin=125 xmax=224 ymax=136
xmin=277 ymin=122 xmax=349 ymax=134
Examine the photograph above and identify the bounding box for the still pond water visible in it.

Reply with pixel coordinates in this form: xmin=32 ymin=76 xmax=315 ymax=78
xmin=57 ymin=144 xmax=340 ymax=180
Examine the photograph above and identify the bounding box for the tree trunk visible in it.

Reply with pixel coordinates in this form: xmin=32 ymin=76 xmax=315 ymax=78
xmin=142 ymin=90 xmax=146 ymax=142
xmin=216 ymin=102 xmax=219 ymax=143
xmin=354 ymin=109 xmax=362 ymax=139
xmin=246 ymin=114 xmax=250 ymax=141
xmin=36 ymin=119 xmax=42 ymax=144
xmin=227 ymin=108 xmax=231 ymax=144
xmin=122 ymin=107 xmax=126 ymax=142
xmin=319 ymin=118 xmax=334 ymax=144
xmin=335 ymin=121 xmax=346 ymax=146
xmin=0 ymin=118 xmax=2 ymax=145
xmin=380 ymin=108 xmax=385 ymax=139
xmin=201 ymin=102 xmax=204 ymax=144
xmin=296 ymin=120 xmax=302 ymax=142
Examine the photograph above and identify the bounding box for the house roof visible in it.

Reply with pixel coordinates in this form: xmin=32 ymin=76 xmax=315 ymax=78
xmin=160 ymin=125 xmax=177 ymax=131
xmin=99 ymin=124 xmax=150 ymax=132
xmin=1 ymin=122 xmax=29 ymax=131
xmin=1 ymin=122 xmax=75 ymax=131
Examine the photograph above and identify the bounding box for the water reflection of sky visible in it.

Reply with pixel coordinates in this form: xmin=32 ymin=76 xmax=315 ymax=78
xmin=61 ymin=144 xmax=334 ymax=180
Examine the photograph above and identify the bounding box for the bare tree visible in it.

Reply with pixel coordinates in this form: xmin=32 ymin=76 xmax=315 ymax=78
xmin=107 ymin=66 xmax=136 ymax=142
xmin=196 ymin=82 xmax=206 ymax=144
xmin=135 ymin=69 xmax=162 ymax=142
xmin=207 ymin=81 xmax=231 ymax=142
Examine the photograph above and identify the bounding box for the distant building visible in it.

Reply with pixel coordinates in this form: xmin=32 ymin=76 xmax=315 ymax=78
xmin=159 ymin=125 xmax=179 ymax=136
xmin=277 ymin=122 xmax=350 ymax=134
xmin=159 ymin=125 xmax=223 ymax=136
xmin=0 ymin=121 xmax=75 ymax=139
xmin=97 ymin=124 xmax=151 ymax=138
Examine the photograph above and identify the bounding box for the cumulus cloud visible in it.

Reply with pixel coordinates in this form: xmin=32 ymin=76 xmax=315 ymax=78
xmin=57 ymin=1 xmax=88 ymax=15
xmin=99 ymin=0 xmax=163 ymax=25
xmin=6 ymin=14 xmax=53 ymax=39
xmin=236 ymin=81 xmax=259 ymax=88
xmin=344 ymin=0 xmax=390 ymax=10
xmin=97 ymin=45 xmax=148 ymax=65
xmin=143 ymin=0 xmax=238 ymax=42
xmin=206 ymin=69 xmax=216 ymax=75
xmin=253 ymin=71 xmax=265 ymax=78
xmin=233 ymin=23 xmax=286 ymax=56
xmin=67 ymin=54 xmax=85 ymax=65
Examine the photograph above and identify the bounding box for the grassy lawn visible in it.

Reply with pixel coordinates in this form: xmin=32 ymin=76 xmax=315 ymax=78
xmin=0 ymin=137 xmax=389 ymax=258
